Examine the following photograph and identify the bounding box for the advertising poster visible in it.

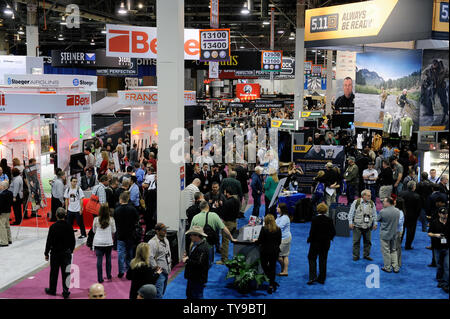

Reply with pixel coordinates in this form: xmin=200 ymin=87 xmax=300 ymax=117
xmin=354 ymin=50 xmax=422 ymax=130
xmin=335 ymin=51 xmax=357 ymax=102
xmin=419 ymin=49 xmax=449 ymax=131
xmin=292 ymin=145 xmax=346 ymax=194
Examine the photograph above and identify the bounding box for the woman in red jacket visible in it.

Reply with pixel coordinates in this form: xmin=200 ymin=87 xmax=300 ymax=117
xmin=98 ymin=151 xmax=109 ymax=179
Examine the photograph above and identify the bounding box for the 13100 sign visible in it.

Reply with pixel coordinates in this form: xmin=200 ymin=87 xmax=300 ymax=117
xmin=199 ymin=29 xmax=230 ymax=62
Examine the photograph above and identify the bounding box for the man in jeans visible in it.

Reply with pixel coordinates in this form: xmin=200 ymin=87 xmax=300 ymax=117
xmin=348 ymin=190 xmax=378 ymax=261
xmin=114 ymin=191 xmax=139 ymax=278
xmin=377 ymin=197 xmax=401 ymax=273
xmin=216 ymin=188 xmax=240 ymax=265
xmin=428 ymin=207 xmax=449 ymax=293
xmin=148 ymin=223 xmax=172 ymax=299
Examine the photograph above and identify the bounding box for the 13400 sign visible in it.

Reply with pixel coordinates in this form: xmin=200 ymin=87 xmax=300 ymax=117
xmin=310 ymin=14 xmax=339 ymax=33
xmin=199 ymin=29 xmax=230 ymax=62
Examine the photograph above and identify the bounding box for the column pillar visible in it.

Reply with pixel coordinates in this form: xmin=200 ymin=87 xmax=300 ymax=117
xmin=325 ymin=50 xmax=333 ymax=115
xmin=156 ymin=0 xmax=185 ymax=258
xmin=26 ymin=1 xmax=39 ymax=57
xmin=294 ymin=0 xmax=306 ymax=125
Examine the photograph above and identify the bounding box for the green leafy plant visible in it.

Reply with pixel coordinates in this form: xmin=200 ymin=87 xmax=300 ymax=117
xmin=225 ymin=254 xmax=268 ymax=293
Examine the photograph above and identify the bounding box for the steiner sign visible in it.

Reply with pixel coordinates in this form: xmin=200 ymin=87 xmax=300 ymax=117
xmin=199 ymin=29 xmax=230 ymax=62
xmin=261 ymin=51 xmax=283 ymax=72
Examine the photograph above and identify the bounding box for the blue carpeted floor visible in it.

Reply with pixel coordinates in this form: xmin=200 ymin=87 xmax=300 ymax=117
xmin=164 ymin=205 xmax=448 ymax=299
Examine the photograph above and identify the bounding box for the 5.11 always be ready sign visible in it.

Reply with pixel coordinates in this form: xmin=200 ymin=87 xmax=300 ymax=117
xmin=199 ymin=28 xmax=230 ymax=62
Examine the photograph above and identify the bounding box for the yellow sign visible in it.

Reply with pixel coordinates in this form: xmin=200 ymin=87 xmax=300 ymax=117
xmin=271 ymin=120 xmax=282 ymax=128
xmin=354 ymin=122 xmax=383 ymax=129
xmin=433 ymin=0 xmax=449 ymax=33
xmin=420 ymin=125 xmax=446 ymax=131
xmin=305 ymin=0 xmax=398 ymax=42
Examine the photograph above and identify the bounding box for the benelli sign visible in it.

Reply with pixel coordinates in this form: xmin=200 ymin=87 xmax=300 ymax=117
xmin=67 ymin=95 xmax=90 ymax=106
xmin=106 ymin=24 xmax=200 ymax=59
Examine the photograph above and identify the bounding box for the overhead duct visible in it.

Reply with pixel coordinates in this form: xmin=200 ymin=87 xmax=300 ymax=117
xmin=261 ymin=0 xmax=268 ymax=18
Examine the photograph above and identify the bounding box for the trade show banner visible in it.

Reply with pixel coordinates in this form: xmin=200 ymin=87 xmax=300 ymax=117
xmin=118 ymin=90 xmax=197 ymax=106
xmin=0 ymin=92 xmax=91 ymax=114
xmin=304 ymin=0 xmax=433 ymax=47
xmin=432 ymin=0 xmax=449 ymax=40
xmin=335 ymin=51 xmax=356 ymax=100
xmin=51 ymin=49 xmax=132 ymax=68
xmin=354 ymin=50 xmax=422 ymax=131
xmin=419 ymin=49 xmax=449 ymax=131
xmin=236 ymin=83 xmax=260 ymax=101
xmin=4 ymin=74 xmax=98 ymax=91
xmin=106 ymin=24 xmax=200 ymax=60
xmin=0 ymin=56 xmax=27 ymax=85
xmin=292 ymin=145 xmax=346 ymax=194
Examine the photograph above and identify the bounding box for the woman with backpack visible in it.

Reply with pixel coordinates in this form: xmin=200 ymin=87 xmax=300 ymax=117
xmin=93 ymin=203 xmax=116 ymax=283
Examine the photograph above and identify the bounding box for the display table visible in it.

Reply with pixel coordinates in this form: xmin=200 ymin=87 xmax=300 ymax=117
xmin=277 ymin=192 xmax=306 ymax=217
xmin=233 ymin=226 xmax=264 ymax=274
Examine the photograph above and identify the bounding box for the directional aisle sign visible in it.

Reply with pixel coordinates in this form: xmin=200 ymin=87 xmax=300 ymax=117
xmin=261 ymin=50 xmax=283 ymax=72
xmin=199 ymin=29 xmax=230 ymax=62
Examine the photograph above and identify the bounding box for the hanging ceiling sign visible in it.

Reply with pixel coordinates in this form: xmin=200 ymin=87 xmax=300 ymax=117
xmin=4 ymin=74 xmax=98 ymax=91
xmin=261 ymin=50 xmax=283 ymax=72
xmin=304 ymin=61 xmax=312 ymax=75
xmin=0 ymin=92 xmax=91 ymax=114
xmin=51 ymin=49 xmax=132 ymax=68
xmin=432 ymin=0 xmax=449 ymax=39
xmin=118 ymin=90 xmax=197 ymax=106
xmin=271 ymin=119 xmax=298 ymax=130
xmin=210 ymin=0 xmax=219 ymax=28
xmin=199 ymin=28 xmax=231 ymax=62
xmin=305 ymin=0 xmax=434 ymax=47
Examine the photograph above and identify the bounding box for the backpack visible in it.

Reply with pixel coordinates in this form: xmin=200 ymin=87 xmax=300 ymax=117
xmin=203 ymin=212 xmax=219 ymax=246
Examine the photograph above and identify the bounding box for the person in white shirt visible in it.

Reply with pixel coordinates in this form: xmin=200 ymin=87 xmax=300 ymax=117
xmin=184 ymin=179 xmax=201 ymax=210
xmin=362 ymin=162 xmax=378 ymax=202
xmin=64 ymin=176 xmax=86 ymax=239
xmin=92 ymin=203 xmax=116 ymax=283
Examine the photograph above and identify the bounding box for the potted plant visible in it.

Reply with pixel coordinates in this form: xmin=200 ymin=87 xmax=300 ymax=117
xmin=225 ymin=254 xmax=268 ymax=294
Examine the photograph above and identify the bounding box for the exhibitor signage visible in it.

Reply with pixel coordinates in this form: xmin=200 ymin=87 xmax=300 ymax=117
xmin=4 ymin=74 xmax=98 ymax=91
xmin=0 ymin=92 xmax=91 ymax=113
xmin=51 ymin=49 xmax=132 ymax=68
xmin=432 ymin=0 xmax=449 ymax=39
xmin=199 ymin=29 xmax=231 ymax=62
xmin=305 ymin=0 xmax=434 ymax=47
xmin=118 ymin=90 xmax=197 ymax=106
xmin=261 ymin=50 xmax=283 ymax=72
xmin=106 ymin=24 xmax=200 ymax=60
xmin=271 ymin=119 xmax=298 ymax=130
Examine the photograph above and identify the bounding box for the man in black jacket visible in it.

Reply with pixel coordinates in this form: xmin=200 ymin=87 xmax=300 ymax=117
xmin=80 ymin=169 xmax=96 ymax=191
xmin=114 ymin=191 xmax=139 ymax=278
xmin=183 ymin=226 xmax=210 ymax=299
xmin=0 ymin=181 xmax=13 ymax=246
xmin=217 ymin=188 xmax=240 ymax=265
xmin=235 ymin=163 xmax=249 ymax=218
xmin=398 ymin=181 xmax=422 ymax=250
xmin=204 ymin=182 xmax=226 ymax=216
xmin=185 ymin=192 xmax=204 ymax=254
xmin=307 ymin=203 xmax=336 ymax=285
xmin=44 ymin=207 xmax=76 ymax=299
xmin=416 ymin=172 xmax=434 ymax=232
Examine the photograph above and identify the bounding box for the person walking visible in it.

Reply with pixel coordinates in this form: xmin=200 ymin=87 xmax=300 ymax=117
xmin=9 ymin=168 xmax=23 ymax=225
xmin=276 ymin=203 xmax=292 ymax=276
xmin=264 ymin=168 xmax=279 ymax=217
xmin=377 ymin=197 xmax=401 ymax=273
xmin=253 ymin=214 xmax=282 ymax=294
xmin=183 ymin=226 xmax=211 ymax=299
xmin=250 ymin=166 xmax=263 ymax=217
xmin=348 ymin=190 xmax=378 ymax=261
xmin=307 ymin=203 xmax=336 ymax=285
xmin=44 ymin=207 xmax=75 ymax=299
xmin=148 ymin=223 xmax=172 ymax=299
xmin=64 ymin=176 xmax=87 ymax=239
xmin=92 ymin=203 xmax=116 ymax=283
xmin=427 ymin=207 xmax=449 ymax=293
xmin=114 ymin=191 xmax=139 ymax=278
xmin=126 ymin=242 xmax=162 ymax=299
xmin=398 ymin=181 xmax=422 ymax=250
xmin=344 ymin=157 xmax=359 ymax=205
xmin=0 ymin=181 xmax=13 ymax=247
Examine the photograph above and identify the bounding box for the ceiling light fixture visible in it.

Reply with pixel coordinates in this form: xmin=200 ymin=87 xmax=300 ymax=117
xmin=90 ymin=38 xmax=95 ymax=45
xmin=101 ymin=26 xmax=107 ymax=34
xmin=4 ymin=4 xmax=13 ymax=15
xmin=288 ymin=32 xmax=295 ymax=40
xmin=118 ymin=2 xmax=127 ymax=15
xmin=18 ymin=26 xmax=24 ymax=35
xmin=57 ymin=34 xmax=64 ymax=41
xmin=138 ymin=3 xmax=143 ymax=9
xmin=262 ymin=21 xmax=270 ymax=25
xmin=240 ymin=46 xmax=245 ymax=49
xmin=241 ymin=3 xmax=249 ymax=15
xmin=277 ymin=30 xmax=284 ymax=34
xmin=60 ymin=15 xmax=67 ymax=25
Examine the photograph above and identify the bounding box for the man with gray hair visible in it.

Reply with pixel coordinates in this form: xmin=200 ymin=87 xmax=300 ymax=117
xmin=398 ymin=180 xmax=422 ymax=250
xmin=0 ymin=181 xmax=13 ymax=247
xmin=348 ymin=189 xmax=377 ymax=261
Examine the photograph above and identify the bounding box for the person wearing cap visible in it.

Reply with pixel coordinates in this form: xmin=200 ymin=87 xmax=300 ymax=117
xmin=344 ymin=156 xmax=359 ymax=205
xmin=137 ymin=284 xmax=158 ymax=299
xmin=389 ymin=156 xmax=403 ymax=194
xmin=148 ymin=222 xmax=172 ymax=299
xmin=183 ymin=226 xmax=210 ymax=299
xmin=88 ymin=283 xmax=106 ymax=299
xmin=427 ymin=207 xmax=449 ymax=293
xmin=362 ymin=161 xmax=378 ymax=202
